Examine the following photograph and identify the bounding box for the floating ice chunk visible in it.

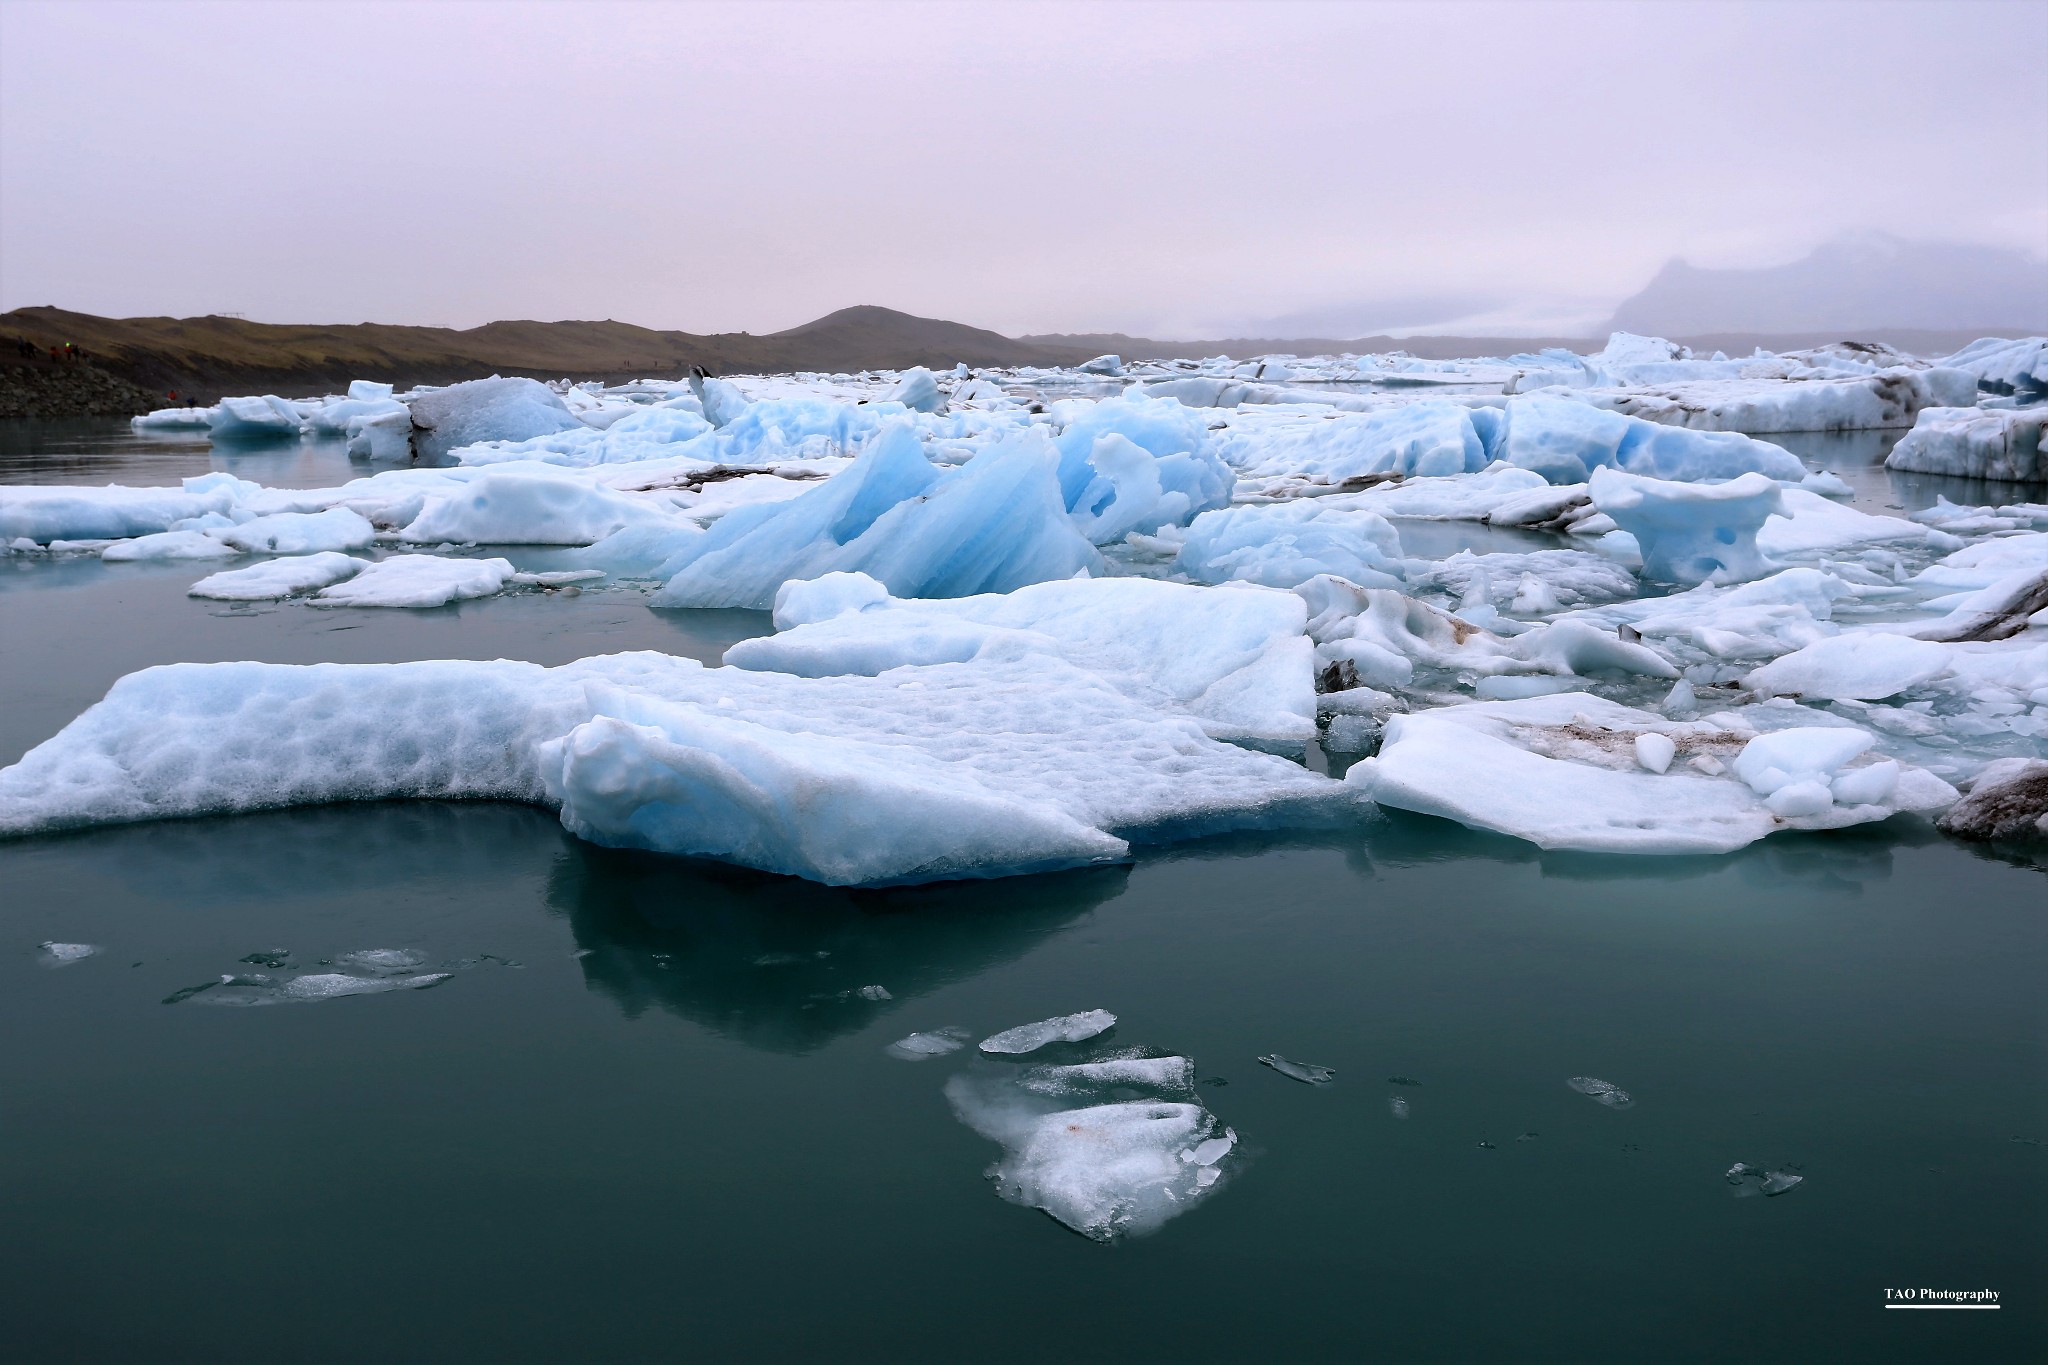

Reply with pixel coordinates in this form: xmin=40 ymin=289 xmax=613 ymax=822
xmin=214 ymin=507 xmax=377 ymax=555
xmin=1635 ymin=732 xmax=1676 ymax=773
xmin=1175 ymin=500 xmax=1405 ymax=590
xmin=887 ymin=367 xmax=946 ymax=414
xmin=1731 ymin=727 xmax=1874 ymax=797
xmin=886 ymin=1026 xmax=972 ymax=1060
xmin=1937 ymin=758 xmax=2048 ymax=842
xmin=407 ymin=378 xmax=584 ymax=464
xmin=188 ymin=552 xmax=371 ymax=600
xmin=1212 ymin=401 xmax=1490 ymax=488
xmin=1388 ymin=1096 xmax=1410 ymax=1118
xmin=329 ymin=948 xmax=430 ymax=975
xmin=131 ymin=405 xmax=216 ymax=431
xmin=1726 ymin=1162 xmax=1804 ymax=1197
xmin=399 ymin=472 xmax=669 ymax=545
xmin=209 ymin=395 xmax=303 ymax=442
xmin=649 ymin=423 xmax=1099 ymax=608
xmin=1885 ymin=407 xmax=2047 ymax=483
xmin=0 ymin=480 xmax=249 ymax=544
xmin=1588 ymin=468 xmax=1782 ymax=585
xmin=312 ymin=554 xmax=516 ymax=607
xmin=1913 ymin=533 xmax=2048 ymax=594
xmin=1257 ymin=1053 xmax=1335 ymax=1084
xmin=37 ymin=941 xmax=100 ymax=967
xmin=1350 ymin=693 xmax=1946 ymax=854
xmin=1744 ymin=633 xmax=1952 ymax=700
xmin=857 ymin=984 xmax=893 ymax=1001
xmin=100 ymin=530 xmax=242 ymax=562
xmin=1079 ymin=355 xmax=1122 ymax=375
xmin=1020 ymin=1056 xmax=1196 ymax=1097
xmin=168 ymin=970 xmax=451 ymax=1005
xmin=980 ymin=1010 xmax=1117 ymax=1055
xmin=1501 ymin=395 xmax=1807 ymax=484
xmin=945 ymin=1085 xmax=1233 ymax=1242
xmin=731 ymin=574 xmax=1318 ymax=744
xmin=1567 ymin=1076 xmax=1634 ymax=1108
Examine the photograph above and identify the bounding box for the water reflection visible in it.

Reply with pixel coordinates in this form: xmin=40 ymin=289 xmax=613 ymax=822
xmin=547 ymin=844 xmax=1127 ymax=1052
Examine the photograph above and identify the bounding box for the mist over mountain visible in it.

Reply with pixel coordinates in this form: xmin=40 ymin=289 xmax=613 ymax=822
xmin=1608 ymin=234 xmax=2048 ymax=337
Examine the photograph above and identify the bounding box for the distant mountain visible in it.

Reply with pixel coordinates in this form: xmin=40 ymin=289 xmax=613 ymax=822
xmin=1609 ymin=234 xmax=2048 ymax=336
xmin=0 ymin=304 xmax=1094 ymax=402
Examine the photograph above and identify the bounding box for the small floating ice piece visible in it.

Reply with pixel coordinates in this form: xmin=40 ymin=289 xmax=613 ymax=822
xmin=1258 ymin=1054 xmax=1335 ymax=1084
xmin=1387 ymin=1075 xmax=1422 ymax=1086
xmin=857 ymin=984 xmax=893 ymax=1001
xmin=979 ymin=1009 xmax=1116 ymax=1055
xmin=886 ymin=1026 xmax=972 ymax=1060
xmin=1389 ymin=1096 xmax=1410 ymax=1119
xmin=1184 ymin=1131 xmax=1236 ymax=1166
xmin=37 ymin=941 xmax=100 ymax=967
xmin=165 ymin=970 xmax=451 ymax=1005
xmin=239 ymin=948 xmax=293 ymax=968
xmin=1020 ymin=1056 xmax=1195 ymax=1097
xmin=1567 ymin=1076 xmax=1634 ymax=1108
xmin=330 ymin=948 xmax=430 ymax=976
xmin=1635 ymin=732 xmax=1676 ymax=774
xmin=1726 ymin=1162 xmax=1804 ymax=1197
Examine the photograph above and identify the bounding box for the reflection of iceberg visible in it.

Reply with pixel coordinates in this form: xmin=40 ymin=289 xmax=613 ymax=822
xmin=545 ymin=845 xmax=1128 ymax=1053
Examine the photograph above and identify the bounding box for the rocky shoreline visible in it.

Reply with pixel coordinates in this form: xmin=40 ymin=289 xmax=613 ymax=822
xmin=0 ymin=355 xmax=169 ymax=419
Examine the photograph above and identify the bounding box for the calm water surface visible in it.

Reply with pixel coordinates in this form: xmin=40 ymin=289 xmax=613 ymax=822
xmin=0 ymin=420 xmax=2042 ymax=1363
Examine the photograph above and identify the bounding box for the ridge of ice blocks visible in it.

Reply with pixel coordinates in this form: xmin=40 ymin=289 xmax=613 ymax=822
xmin=1348 ymin=693 xmax=1957 ymax=854
xmin=1589 ymin=468 xmax=1782 ymax=585
xmin=1884 ymin=407 xmax=2047 ymax=483
xmin=1174 ymin=501 xmax=1405 ymax=590
xmin=980 ymin=1010 xmax=1118 ymax=1055
xmin=729 ymin=573 xmax=1317 ymax=743
xmin=188 ymin=553 xmax=372 ymax=600
xmin=312 ymin=555 xmax=517 ymax=607
xmin=406 ymin=377 xmax=585 ymax=464
xmin=644 ymin=423 xmax=1100 ymax=608
xmin=1567 ymin=1077 xmax=1633 ymax=1109
xmin=0 ymin=653 xmax=1350 ymax=886
xmin=946 ymin=1028 xmax=1237 ymax=1241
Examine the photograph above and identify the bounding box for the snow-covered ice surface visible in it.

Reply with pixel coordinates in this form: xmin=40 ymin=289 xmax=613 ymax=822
xmin=6 ymin=331 xmax=2046 ymax=874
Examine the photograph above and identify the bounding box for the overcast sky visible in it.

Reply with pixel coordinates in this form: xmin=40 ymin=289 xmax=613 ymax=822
xmin=2 ymin=0 xmax=2042 ymax=337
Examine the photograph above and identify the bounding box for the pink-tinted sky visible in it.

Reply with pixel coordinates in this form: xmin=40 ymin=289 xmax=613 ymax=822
xmin=2 ymin=0 xmax=2042 ymax=337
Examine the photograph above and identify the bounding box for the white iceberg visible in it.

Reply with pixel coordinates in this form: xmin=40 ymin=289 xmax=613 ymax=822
xmin=188 ymin=553 xmax=371 ymax=600
xmin=1884 ymin=407 xmax=2047 ymax=483
xmin=312 ymin=554 xmax=516 ymax=607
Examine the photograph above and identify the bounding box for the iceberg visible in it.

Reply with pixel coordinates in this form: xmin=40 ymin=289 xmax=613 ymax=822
xmin=0 ymin=651 xmax=1350 ymax=886
xmin=1499 ymin=395 xmax=1807 ymax=484
xmin=727 ymin=573 xmax=1317 ymax=743
xmin=0 ymin=477 xmax=249 ymax=544
xmin=100 ymin=530 xmax=242 ymax=562
xmin=214 ymin=507 xmax=378 ymax=555
xmin=1588 ymin=468 xmax=1782 ymax=585
xmin=188 ymin=553 xmax=371 ymax=600
xmin=1348 ymin=693 xmax=1955 ymax=854
xmin=648 ymin=423 xmax=1100 ymax=609
xmin=979 ymin=1010 xmax=1118 ymax=1054
xmin=1174 ymin=501 xmax=1406 ymax=591
xmin=1883 ymin=407 xmax=2047 ymax=483
xmin=406 ymin=377 xmax=585 ymax=464
xmin=209 ymin=395 xmax=304 ymax=442
xmin=399 ymin=471 xmax=672 ymax=545
xmin=312 ymin=554 xmax=517 ymax=607
xmin=1941 ymin=337 xmax=2047 ymax=399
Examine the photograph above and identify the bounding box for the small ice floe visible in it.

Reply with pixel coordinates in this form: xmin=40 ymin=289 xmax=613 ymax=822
xmin=327 ymin=948 xmax=430 ymax=975
xmin=1387 ymin=1075 xmax=1422 ymax=1086
xmin=979 ymin=1009 xmax=1116 ymax=1055
xmin=1726 ymin=1162 xmax=1804 ymax=1197
xmin=239 ymin=949 xmax=294 ymax=969
xmin=1018 ymin=1055 xmax=1196 ymax=1098
xmin=857 ymin=984 xmax=893 ymax=1001
xmin=1258 ymin=1054 xmax=1336 ymax=1085
xmin=946 ymin=1039 xmax=1239 ymax=1242
xmin=36 ymin=941 xmax=100 ymax=967
xmin=885 ymin=1026 xmax=972 ymax=1061
xmin=1516 ymin=1132 xmax=1540 ymax=1142
xmin=164 ymin=971 xmax=451 ymax=1006
xmin=1388 ymin=1097 xmax=1410 ymax=1119
xmin=1567 ymin=1076 xmax=1634 ymax=1108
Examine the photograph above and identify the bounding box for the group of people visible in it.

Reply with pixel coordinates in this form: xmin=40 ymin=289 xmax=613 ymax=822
xmin=14 ymin=336 xmax=88 ymax=364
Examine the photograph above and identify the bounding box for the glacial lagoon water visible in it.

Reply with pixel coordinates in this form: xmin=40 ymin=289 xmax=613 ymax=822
xmin=1 ymin=421 xmax=2043 ymax=1362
